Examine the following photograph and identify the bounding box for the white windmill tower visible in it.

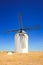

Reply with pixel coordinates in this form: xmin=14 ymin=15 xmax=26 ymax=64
xmin=15 ymin=30 xmax=28 ymax=53
xmin=4 ymin=13 xmax=40 ymax=53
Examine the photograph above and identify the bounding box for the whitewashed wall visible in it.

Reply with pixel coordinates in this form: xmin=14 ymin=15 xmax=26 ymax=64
xmin=14 ymin=31 xmax=28 ymax=53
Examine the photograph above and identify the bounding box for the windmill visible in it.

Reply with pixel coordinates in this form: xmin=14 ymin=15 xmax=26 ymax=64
xmin=4 ymin=13 xmax=40 ymax=53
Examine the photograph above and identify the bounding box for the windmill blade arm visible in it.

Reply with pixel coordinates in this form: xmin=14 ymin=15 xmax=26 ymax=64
xmin=18 ymin=13 xmax=22 ymax=29
xmin=3 ymin=29 xmax=20 ymax=34
xmin=22 ymin=25 xmax=40 ymax=30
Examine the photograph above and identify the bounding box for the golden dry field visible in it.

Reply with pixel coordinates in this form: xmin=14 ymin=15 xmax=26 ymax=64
xmin=0 ymin=52 xmax=43 ymax=65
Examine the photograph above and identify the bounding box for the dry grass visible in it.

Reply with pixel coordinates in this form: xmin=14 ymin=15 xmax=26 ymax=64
xmin=0 ymin=52 xmax=43 ymax=65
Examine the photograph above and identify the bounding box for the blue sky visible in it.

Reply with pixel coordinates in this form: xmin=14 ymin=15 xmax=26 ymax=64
xmin=0 ymin=0 xmax=43 ymax=51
